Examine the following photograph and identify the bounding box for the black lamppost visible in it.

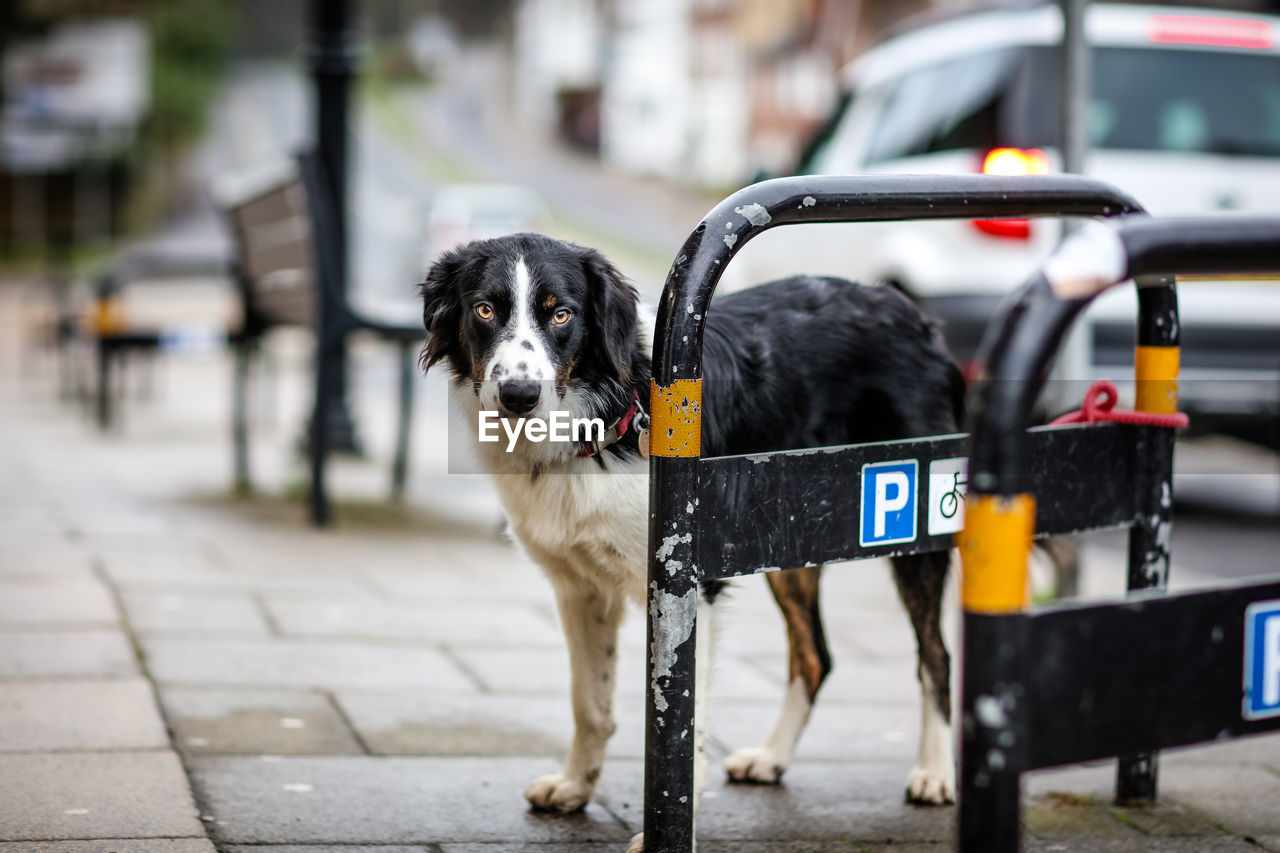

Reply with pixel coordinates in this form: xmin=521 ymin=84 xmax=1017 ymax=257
xmin=309 ymin=0 xmax=361 ymax=453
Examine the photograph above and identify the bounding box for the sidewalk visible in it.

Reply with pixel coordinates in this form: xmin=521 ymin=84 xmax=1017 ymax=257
xmin=4 ymin=271 xmax=1280 ymax=853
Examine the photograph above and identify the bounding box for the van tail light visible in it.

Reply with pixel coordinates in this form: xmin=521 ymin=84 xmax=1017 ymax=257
xmin=981 ymin=148 xmax=1050 ymax=176
xmin=972 ymin=148 xmax=1050 ymax=241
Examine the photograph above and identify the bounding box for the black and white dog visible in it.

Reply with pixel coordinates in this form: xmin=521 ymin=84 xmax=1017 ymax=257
xmin=420 ymin=233 xmax=961 ymax=850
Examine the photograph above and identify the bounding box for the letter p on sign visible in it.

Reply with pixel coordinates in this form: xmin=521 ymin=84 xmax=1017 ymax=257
xmin=860 ymin=460 xmax=918 ymax=547
xmin=1245 ymin=600 xmax=1280 ymax=720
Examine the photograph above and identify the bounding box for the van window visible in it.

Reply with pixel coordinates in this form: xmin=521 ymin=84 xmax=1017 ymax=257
xmin=1018 ymin=45 xmax=1280 ymax=156
xmin=840 ymin=43 xmax=1280 ymax=167
xmin=1085 ymin=47 xmax=1280 ymax=156
xmin=862 ymin=48 xmax=1026 ymax=165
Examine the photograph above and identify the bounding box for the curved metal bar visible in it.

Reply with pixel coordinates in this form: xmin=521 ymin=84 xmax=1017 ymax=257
xmin=969 ymin=215 xmax=1280 ymax=498
xmin=644 ymin=172 xmax=1152 ymax=853
xmin=653 ymin=174 xmax=1146 ymax=385
xmin=1119 ymin=216 xmax=1280 ymax=280
xmin=961 ymin=213 xmax=1280 ymax=852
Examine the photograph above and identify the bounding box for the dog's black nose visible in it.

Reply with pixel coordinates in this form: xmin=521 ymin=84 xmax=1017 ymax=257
xmin=498 ymin=380 xmax=541 ymax=415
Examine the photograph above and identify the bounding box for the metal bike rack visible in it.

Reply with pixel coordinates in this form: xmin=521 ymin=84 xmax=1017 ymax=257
xmin=644 ymin=173 xmax=1169 ymax=852
xmin=959 ymin=214 xmax=1280 ymax=852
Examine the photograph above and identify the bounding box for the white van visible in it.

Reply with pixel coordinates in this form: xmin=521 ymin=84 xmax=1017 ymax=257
xmin=731 ymin=3 xmax=1280 ymax=437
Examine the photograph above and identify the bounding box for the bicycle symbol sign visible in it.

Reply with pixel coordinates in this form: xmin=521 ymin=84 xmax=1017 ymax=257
xmin=927 ymin=457 xmax=969 ymax=536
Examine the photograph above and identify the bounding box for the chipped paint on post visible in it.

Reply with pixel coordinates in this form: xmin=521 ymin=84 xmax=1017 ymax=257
xmin=656 ymin=532 xmax=691 ymax=562
xmin=733 ymin=202 xmax=772 ymax=226
xmin=648 ymin=583 xmax=697 ymax=714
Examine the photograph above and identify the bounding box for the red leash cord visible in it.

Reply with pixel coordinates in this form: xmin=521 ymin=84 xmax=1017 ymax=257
xmin=1049 ymin=380 xmax=1189 ymax=429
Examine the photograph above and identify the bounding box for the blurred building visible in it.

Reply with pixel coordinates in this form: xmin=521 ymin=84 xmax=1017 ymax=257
xmin=0 ymin=15 xmax=148 ymax=249
xmin=511 ymin=0 xmax=968 ymax=188
xmin=511 ymin=0 xmax=1280 ymax=188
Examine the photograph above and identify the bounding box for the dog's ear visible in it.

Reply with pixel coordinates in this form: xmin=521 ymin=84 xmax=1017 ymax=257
xmin=581 ymin=248 xmax=638 ymax=384
xmin=418 ymin=249 xmax=472 ymax=372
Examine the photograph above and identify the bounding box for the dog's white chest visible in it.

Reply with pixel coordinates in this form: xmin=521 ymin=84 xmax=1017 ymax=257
xmin=493 ymin=457 xmax=650 ymax=599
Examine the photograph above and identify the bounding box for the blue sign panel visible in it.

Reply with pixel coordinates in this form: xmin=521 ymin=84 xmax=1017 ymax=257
xmin=1244 ymin=599 xmax=1280 ymax=721
xmin=860 ymin=459 xmax=918 ymax=547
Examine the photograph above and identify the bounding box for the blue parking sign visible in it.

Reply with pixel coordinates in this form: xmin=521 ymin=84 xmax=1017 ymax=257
xmin=860 ymin=460 xmax=918 ymax=547
xmin=1244 ymin=599 xmax=1280 ymax=720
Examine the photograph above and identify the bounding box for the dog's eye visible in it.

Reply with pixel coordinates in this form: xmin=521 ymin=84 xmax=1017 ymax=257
xmin=475 ymin=303 xmax=494 ymax=321
xmin=552 ymin=308 xmax=573 ymax=325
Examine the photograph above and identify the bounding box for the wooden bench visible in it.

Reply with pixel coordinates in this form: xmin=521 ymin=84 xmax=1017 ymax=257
xmin=226 ymin=154 xmax=424 ymax=521
xmin=93 ymin=152 xmax=424 ymax=521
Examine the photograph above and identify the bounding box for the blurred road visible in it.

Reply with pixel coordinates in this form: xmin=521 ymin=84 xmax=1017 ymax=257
xmin=158 ymin=47 xmax=1280 ymax=588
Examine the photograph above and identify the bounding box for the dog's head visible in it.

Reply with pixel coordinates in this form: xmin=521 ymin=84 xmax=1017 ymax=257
xmin=420 ymin=233 xmax=641 ymax=423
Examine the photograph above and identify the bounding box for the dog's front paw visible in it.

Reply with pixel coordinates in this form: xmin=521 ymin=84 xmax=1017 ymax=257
xmin=905 ymin=764 xmax=955 ymax=805
xmin=626 ymin=831 xmax=644 ymax=852
xmin=724 ymin=746 xmax=787 ymax=784
xmin=525 ymin=772 xmax=594 ymax=813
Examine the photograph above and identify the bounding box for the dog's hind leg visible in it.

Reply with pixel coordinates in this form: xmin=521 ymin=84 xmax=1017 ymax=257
xmin=724 ymin=565 xmax=830 ymax=784
xmin=891 ymin=550 xmax=955 ymax=805
xmin=526 ymin=577 xmax=625 ymax=813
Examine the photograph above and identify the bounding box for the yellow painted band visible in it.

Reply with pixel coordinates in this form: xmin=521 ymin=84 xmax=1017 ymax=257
xmin=94 ymin=297 xmax=126 ymax=336
xmin=1135 ymin=345 xmax=1180 ymax=415
xmin=650 ymin=378 xmax=702 ymax=458
xmin=958 ymin=493 xmax=1035 ymax=614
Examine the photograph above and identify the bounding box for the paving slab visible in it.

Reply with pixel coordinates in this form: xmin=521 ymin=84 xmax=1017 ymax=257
xmin=99 ymin=549 xmax=376 ymax=599
xmin=188 ymin=755 xmax=632 ymax=844
xmin=140 ymin=636 xmax=476 ymax=691
xmin=331 ymin=687 xmax=920 ymax=768
xmin=591 ymin=759 xmax=955 ymax=842
xmin=333 ymin=689 xmax=574 ymax=757
xmin=65 ymin=507 xmax=180 ymax=538
xmin=0 ymin=547 xmax=94 ymax=579
xmin=263 ymin=597 xmax=561 ymax=646
xmin=0 ymin=630 xmax=136 ymax=678
xmin=1022 ymin=791 xmax=1150 ymax=840
xmin=159 ymin=687 xmax=363 ymax=755
xmin=1028 ymin=760 xmax=1280 ymax=839
xmin=440 ymin=840 xmax=619 ymax=845
xmin=1108 ymin=798 xmax=1226 ymax=836
xmin=0 ymin=577 xmax=118 ymax=626
xmin=226 ymin=847 xmax=434 ymax=853
xmin=0 ymin=752 xmax=206 ymax=840
xmin=363 ymin=563 xmax=559 ymax=606
xmin=122 ymin=590 xmax=271 ymax=635
xmin=1163 ymin=733 xmax=1280 ymax=772
xmin=453 ymin=645 xmax=781 ymax=699
xmin=0 ymin=842 xmax=215 ymax=853
xmin=104 ymin=568 xmax=375 ymax=599
xmin=0 ymin=678 xmax=168 ymax=751
xmin=0 ymin=507 xmax=67 ymax=537
xmin=712 ymin=697 xmax=923 ymax=766
xmin=440 ymin=840 xmax=860 ymax=845
xmin=1159 ymin=764 xmax=1280 ymax=838
xmin=1021 ymin=840 xmax=1259 ymax=852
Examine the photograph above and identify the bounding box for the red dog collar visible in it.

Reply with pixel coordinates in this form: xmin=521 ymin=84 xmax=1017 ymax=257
xmin=579 ymin=392 xmax=649 ymax=458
